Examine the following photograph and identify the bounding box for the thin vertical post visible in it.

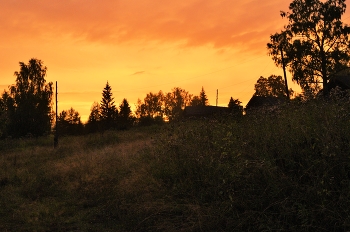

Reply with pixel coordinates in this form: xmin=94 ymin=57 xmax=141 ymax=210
xmin=54 ymin=81 xmax=58 ymax=148
xmin=216 ymin=89 xmax=218 ymax=106
xmin=280 ymin=46 xmax=290 ymax=99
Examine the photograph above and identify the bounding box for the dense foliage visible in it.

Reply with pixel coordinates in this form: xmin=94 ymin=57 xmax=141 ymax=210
xmin=135 ymin=87 xmax=210 ymax=123
xmin=1 ymin=97 xmax=350 ymax=231
xmin=57 ymin=107 xmax=84 ymax=136
xmin=228 ymin=97 xmax=243 ymax=116
xmin=268 ymin=0 xmax=350 ymax=94
xmin=254 ymin=75 xmax=294 ymax=98
xmin=191 ymin=86 xmax=209 ymax=106
xmin=0 ymin=58 xmax=53 ymax=138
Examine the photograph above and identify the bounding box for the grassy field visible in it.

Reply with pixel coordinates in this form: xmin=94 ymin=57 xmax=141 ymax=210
xmin=1 ymin=99 xmax=350 ymax=231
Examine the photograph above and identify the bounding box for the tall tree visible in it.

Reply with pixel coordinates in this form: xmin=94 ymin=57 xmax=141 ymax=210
xmin=254 ymin=75 xmax=294 ymax=98
xmin=190 ymin=96 xmax=202 ymax=106
xmin=100 ymin=81 xmax=117 ymax=129
xmin=57 ymin=107 xmax=83 ymax=135
xmin=119 ymin=98 xmax=131 ymax=119
xmin=135 ymin=91 xmax=164 ymax=125
xmin=86 ymin=101 xmax=101 ymax=133
xmin=135 ymin=91 xmax=164 ymax=119
xmin=164 ymin=87 xmax=192 ymax=121
xmin=191 ymin=87 xmax=209 ymax=106
xmin=2 ymin=58 xmax=53 ymax=137
xmin=135 ymin=98 xmax=146 ymax=119
xmin=228 ymin=97 xmax=243 ymax=117
xmin=119 ymin=98 xmax=133 ymax=129
xmin=199 ymin=86 xmax=209 ymax=106
xmin=267 ymin=0 xmax=350 ymax=94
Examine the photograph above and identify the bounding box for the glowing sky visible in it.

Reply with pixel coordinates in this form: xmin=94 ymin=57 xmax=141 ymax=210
xmin=1 ymin=0 xmax=350 ymax=122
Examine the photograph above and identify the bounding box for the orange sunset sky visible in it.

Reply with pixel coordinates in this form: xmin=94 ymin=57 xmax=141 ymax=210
xmin=1 ymin=0 xmax=350 ymax=122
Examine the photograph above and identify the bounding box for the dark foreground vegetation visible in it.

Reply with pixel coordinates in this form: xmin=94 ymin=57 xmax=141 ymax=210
xmin=1 ymin=98 xmax=350 ymax=231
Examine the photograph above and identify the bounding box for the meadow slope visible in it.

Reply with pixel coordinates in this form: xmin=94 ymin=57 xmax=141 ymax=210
xmin=1 ymin=99 xmax=350 ymax=231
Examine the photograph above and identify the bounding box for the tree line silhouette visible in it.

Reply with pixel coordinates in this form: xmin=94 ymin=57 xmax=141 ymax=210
xmin=0 ymin=58 xmax=245 ymax=138
xmin=1 ymin=0 xmax=350 ymax=139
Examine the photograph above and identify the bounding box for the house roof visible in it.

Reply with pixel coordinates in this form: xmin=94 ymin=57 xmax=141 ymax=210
xmin=245 ymin=96 xmax=285 ymax=110
xmin=184 ymin=106 xmax=228 ymax=117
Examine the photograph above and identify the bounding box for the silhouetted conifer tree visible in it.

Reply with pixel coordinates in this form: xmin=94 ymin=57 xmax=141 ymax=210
xmin=100 ymin=81 xmax=117 ymax=130
xmin=86 ymin=101 xmax=101 ymax=133
xmin=199 ymin=86 xmax=209 ymax=106
xmin=118 ymin=98 xmax=133 ymax=129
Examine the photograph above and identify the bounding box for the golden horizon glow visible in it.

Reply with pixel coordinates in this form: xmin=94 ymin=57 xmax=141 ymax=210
xmin=1 ymin=0 xmax=350 ymax=122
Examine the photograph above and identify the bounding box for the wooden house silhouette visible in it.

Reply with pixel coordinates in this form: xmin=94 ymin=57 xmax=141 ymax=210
xmin=245 ymin=96 xmax=285 ymax=113
xmin=184 ymin=106 xmax=228 ymax=117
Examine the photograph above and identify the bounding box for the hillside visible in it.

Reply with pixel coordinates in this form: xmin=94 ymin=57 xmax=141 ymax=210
xmin=1 ymin=99 xmax=350 ymax=231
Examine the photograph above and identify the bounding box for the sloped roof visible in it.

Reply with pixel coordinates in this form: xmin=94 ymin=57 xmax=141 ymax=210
xmin=245 ymin=96 xmax=285 ymax=110
xmin=184 ymin=106 xmax=228 ymax=117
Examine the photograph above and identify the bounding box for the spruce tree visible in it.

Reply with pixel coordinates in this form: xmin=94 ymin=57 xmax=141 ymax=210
xmin=100 ymin=81 xmax=117 ymax=129
xmin=119 ymin=98 xmax=132 ymax=129
xmin=86 ymin=102 xmax=101 ymax=133
xmin=199 ymin=87 xmax=209 ymax=106
xmin=119 ymin=98 xmax=131 ymax=119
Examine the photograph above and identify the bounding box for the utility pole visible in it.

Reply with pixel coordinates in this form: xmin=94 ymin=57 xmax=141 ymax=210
xmin=54 ymin=81 xmax=58 ymax=148
xmin=216 ymin=89 xmax=218 ymax=106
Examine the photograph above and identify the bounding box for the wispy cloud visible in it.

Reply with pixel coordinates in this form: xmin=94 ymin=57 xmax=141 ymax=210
xmin=132 ymin=71 xmax=145 ymax=75
xmin=0 ymin=0 xmax=291 ymax=52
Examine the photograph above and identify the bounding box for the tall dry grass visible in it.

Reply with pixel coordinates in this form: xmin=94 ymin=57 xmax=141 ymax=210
xmin=1 ymin=99 xmax=350 ymax=231
xmin=0 ymin=128 xmax=160 ymax=231
xmin=140 ymin=98 xmax=350 ymax=231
